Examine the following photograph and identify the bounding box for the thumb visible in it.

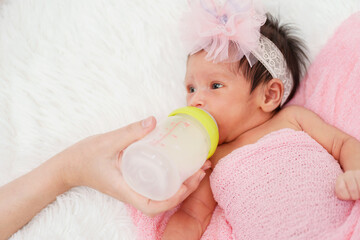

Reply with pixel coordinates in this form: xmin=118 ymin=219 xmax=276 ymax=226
xmin=335 ymin=175 xmax=350 ymax=200
xmin=109 ymin=116 xmax=156 ymax=150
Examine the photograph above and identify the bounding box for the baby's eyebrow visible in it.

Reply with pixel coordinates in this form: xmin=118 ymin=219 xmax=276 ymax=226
xmin=184 ymin=76 xmax=193 ymax=84
xmin=183 ymin=80 xmax=191 ymax=88
xmin=208 ymin=74 xmax=232 ymax=82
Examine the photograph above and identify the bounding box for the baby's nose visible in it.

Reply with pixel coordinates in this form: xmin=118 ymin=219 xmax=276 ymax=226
xmin=188 ymin=92 xmax=205 ymax=108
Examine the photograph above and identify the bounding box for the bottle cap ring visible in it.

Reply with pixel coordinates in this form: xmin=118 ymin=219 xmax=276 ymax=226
xmin=169 ymin=106 xmax=219 ymax=159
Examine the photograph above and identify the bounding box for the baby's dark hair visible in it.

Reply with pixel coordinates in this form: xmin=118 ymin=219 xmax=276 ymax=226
xmin=239 ymin=14 xmax=308 ymax=110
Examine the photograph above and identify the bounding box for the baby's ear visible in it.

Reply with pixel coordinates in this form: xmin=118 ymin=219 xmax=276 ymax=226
xmin=260 ymin=78 xmax=283 ymax=112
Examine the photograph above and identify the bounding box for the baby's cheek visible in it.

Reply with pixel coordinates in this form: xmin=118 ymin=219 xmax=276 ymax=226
xmin=185 ymin=95 xmax=191 ymax=105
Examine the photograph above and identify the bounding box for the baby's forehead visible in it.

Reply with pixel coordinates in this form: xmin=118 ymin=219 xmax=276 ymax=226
xmin=188 ymin=53 xmax=239 ymax=70
xmin=185 ymin=69 xmax=233 ymax=80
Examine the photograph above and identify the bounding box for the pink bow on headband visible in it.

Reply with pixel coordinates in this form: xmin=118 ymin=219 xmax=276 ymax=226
xmin=181 ymin=0 xmax=266 ymax=64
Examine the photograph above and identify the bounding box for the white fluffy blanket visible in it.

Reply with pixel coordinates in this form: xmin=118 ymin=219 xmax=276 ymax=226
xmin=0 ymin=0 xmax=358 ymax=239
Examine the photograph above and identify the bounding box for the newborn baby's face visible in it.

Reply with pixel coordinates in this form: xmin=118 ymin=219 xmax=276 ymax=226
xmin=184 ymin=50 xmax=259 ymax=144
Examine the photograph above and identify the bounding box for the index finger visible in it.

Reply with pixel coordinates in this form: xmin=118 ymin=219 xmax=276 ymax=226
xmin=146 ymin=169 xmax=206 ymax=214
xmin=107 ymin=116 xmax=156 ymax=150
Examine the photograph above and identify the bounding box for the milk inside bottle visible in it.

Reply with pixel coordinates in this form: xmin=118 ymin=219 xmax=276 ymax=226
xmin=121 ymin=106 xmax=219 ymax=201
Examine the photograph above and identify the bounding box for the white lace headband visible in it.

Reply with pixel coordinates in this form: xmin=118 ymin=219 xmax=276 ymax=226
xmin=251 ymin=35 xmax=293 ymax=106
xmin=181 ymin=0 xmax=293 ymax=106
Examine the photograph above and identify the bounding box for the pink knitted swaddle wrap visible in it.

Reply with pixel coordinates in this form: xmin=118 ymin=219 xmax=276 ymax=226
xmin=127 ymin=12 xmax=360 ymax=239
xmin=203 ymin=129 xmax=360 ymax=239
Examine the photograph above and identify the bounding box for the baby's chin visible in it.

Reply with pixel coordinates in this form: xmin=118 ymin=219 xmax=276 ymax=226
xmin=217 ymin=134 xmax=227 ymax=145
xmin=218 ymin=130 xmax=240 ymax=145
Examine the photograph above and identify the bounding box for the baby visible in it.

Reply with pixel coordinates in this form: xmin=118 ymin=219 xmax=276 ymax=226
xmin=158 ymin=0 xmax=360 ymax=239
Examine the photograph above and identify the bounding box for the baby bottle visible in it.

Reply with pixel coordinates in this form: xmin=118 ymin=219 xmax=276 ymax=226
xmin=121 ymin=106 xmax=219 ymax=201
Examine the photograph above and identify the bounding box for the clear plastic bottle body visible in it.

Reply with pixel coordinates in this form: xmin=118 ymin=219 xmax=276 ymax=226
xmin=121 ymin=114 xmax=211 ymax=201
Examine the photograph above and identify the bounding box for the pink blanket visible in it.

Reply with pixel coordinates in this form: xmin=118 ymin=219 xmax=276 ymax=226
xmin=128 ymin=12 xmax=360 ymax=239
xmin=203 ymin=129 xmax=360 ymax=239
xmin=289 ymin=12 xmax=360 ymax=140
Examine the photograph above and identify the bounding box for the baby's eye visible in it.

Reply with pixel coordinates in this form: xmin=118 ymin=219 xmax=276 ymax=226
xmin=188 ymin=86 xmax=196 ymax=93
xmin=212 ymin=83 xmax=224 ymax=89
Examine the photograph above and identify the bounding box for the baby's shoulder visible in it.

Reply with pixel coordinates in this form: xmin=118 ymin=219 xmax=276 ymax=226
xmin=276 ymin=105 xmax=316 ymax=126
xmin=277 ymin=105 xmax=307 ymax=117
xmin=269 ymin=105 xmax=305 ymax=131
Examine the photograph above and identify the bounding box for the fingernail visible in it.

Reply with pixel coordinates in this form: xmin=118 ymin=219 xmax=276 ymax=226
xmin=199 ymin=172 xmax=206 ymax=181
xmin=179 ymin=187 xmax=187 ymax=196
xmin=202 ymin=161 xmax=211 ymax=170
xmin=141 ymin=117 xmax=153 ymax=128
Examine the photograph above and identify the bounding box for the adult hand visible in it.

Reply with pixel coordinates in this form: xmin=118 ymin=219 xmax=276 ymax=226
xmin=0 ymin=116 xmax=210 ymax=239
xmin=61 ymin=116 xmax=210 ymax=216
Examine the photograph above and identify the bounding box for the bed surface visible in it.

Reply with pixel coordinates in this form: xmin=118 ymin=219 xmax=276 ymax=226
xmin=0 ymin=0 xmax=359 ymax=238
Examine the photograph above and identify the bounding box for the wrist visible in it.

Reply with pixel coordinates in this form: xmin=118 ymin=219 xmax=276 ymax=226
xmin=51 ymin=149 xmax=80 ymax=190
